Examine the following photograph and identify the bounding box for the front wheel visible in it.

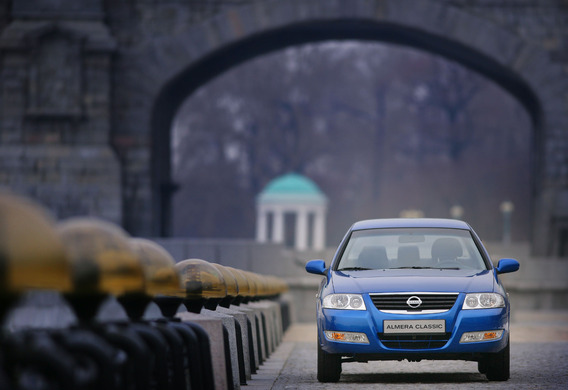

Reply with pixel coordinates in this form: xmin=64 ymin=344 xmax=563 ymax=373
xmin=482 ymin=339 xmax=510 ymax=381
xmin=317 ymin=342 xmax=341 ymax=382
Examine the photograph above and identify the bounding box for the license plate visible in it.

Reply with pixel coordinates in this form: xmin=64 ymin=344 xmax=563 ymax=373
xmin=383 ymin=319 xmax=446 ymax=334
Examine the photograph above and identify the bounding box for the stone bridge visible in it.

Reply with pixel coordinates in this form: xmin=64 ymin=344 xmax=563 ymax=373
xmin=1 ymin=0 xmax=567 ymax=256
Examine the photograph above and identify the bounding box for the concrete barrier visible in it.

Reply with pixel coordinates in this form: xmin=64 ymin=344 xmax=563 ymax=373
xmin=217 ymin=306 xmax=252 ymax=380
xmin=230 ymin=303 xmax=261 ymax=371
xmin=177 ymin=311 xmax=229 ymax=390
xmin=200 ymin=309 xmax=241 ymax=389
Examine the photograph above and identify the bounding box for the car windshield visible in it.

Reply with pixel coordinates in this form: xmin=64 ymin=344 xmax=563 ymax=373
xmin=336 ymin=228 xmax=488 ymax=271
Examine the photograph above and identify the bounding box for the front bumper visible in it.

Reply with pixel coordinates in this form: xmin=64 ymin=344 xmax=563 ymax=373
xmin=318 ymin=293 xmax=509 ymax=359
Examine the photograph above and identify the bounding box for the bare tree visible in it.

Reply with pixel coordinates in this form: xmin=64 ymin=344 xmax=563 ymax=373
xmin=171 ymin=41 xmax=531 ymax=241
xmin=412 ymin=58 xmax=482 ymax=161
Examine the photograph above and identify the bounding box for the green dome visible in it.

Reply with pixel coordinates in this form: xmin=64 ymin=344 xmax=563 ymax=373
xmin=258 ymin=173 xmax=327 ymax=205
xmin=264 ymin=173 xmax=322 ymax=195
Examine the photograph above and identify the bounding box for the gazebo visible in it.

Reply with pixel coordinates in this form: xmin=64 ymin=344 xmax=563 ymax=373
xmin=256 ymin=173 xmax=328 ymax=251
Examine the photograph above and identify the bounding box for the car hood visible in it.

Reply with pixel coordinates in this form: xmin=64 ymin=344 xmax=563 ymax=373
xmin=330 ymin=269 xmax=496 ymax=294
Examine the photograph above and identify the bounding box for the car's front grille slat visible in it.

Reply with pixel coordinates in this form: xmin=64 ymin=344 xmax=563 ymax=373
xmin=370 ymin=293 xmax=458 ymax=312
xmin=378 ymin=333 xmax=452 ymax=349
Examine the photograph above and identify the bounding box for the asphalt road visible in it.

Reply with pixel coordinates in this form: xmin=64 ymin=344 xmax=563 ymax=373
xmin=245 ymin=311 xmax=568 ymax=389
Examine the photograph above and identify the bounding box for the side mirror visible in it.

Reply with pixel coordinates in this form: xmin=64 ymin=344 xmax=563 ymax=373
xmin=305 ymin=259 xmax=327 ymax=275
xmin=495 ymin=258 xmax=520 ymax=274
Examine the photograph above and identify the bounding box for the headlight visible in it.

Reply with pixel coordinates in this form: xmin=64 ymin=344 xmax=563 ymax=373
xmin=462 ymin=293 xmax=505 ymax=309
xmin=322 ymin=294 xmax=366 ymax=310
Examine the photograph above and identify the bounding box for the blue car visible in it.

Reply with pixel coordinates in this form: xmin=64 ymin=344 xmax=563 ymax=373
xmin=305 ymin=218 xmax=519 ymax=382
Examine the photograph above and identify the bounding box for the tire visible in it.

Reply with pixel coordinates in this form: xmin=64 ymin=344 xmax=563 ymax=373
xmin=317 ymin=342 xmax=341 ymax=382
xmin=477 ymin=359 xmax=488 ymax=374
xmin=484 ymin=339 xmax=510 ymax=381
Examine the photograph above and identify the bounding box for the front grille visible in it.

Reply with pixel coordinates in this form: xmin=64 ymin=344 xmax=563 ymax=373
xmin=370 ymin=293 xmax=459 ymax=312
xmin=378 ymin=333 xmax=452 ymax=349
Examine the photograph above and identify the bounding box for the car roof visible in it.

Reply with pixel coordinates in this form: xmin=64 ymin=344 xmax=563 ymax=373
xmin=351 ymin=218 xmax=471 ymax=231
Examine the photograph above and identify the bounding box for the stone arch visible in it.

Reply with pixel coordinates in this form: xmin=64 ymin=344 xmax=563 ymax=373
xmin=126 ymin=0 xmax=567 ymax=255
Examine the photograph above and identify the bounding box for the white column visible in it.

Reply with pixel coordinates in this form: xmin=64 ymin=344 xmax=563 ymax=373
xmin=272 ymin=207 xmax=284 ymax=244
xmin=295 ymin=207 xmax=308 ymax=251
xmin=313 ymin=207 xmax=326 ymax=250
xmin=256 ymin=205 xmax=267 ymax=243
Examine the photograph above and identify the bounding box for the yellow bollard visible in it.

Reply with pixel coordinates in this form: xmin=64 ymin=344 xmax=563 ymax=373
xmin=56 ymin=218 xmax=144 ymax=321
xmin=211 ymin=264 xmax=239 ymax=308
xmin=0 ymin=192 xmax=71 ymax=321
xmin=130 ymin=238 xmax=181 ymax=297
xmin=225 ymin=267 xmax=252 ymax=305
xmin=175 ymin=259 xmax=227 ymax=313
xmin=123 ymin=237 xmax=182 ymax=319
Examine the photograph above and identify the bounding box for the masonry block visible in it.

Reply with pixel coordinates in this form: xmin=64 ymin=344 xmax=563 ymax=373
xmin=217 ymin=306 xmax=252 ymax=381
xmin=177 ymin=311 xmax=228 ymax=390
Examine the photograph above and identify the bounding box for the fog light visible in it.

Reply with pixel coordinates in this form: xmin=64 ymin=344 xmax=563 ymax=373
xmin=460 ymin=330 xmax=503 ymax=343
xmin=324 ymin=331 xmax=369 ymax=344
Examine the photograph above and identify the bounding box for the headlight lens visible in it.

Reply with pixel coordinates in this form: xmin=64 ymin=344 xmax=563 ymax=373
xmin=322 ymin=294 xmax=367 ymax=310
xmin=324 ymin=331 xmax=369 ymax=344
xmin=462 ymin=293 xmax=505 ymax=309
xmin=460 ymin=330 xmax=503 ymax=343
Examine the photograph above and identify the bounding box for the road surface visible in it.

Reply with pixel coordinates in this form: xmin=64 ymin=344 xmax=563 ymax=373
xmin=245 ymin=310 xmax=568 ymax=389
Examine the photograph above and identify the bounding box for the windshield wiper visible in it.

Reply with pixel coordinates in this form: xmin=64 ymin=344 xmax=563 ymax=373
xmin=392 ymin=266 xmax=436 ymax=269
xmin=338 ymin=267 xmax=372 ymax=271
xmin=393 ymin=266 xmax=461 ymax=270
xmin=340 ymin=266 xmax=462 ymax=271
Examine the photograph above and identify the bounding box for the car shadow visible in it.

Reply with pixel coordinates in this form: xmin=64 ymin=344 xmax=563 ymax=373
xmin=340 ymin=371 xmax=487 ymax=384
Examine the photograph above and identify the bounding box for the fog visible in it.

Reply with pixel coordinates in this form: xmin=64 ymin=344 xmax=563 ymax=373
xmin=172 ymin=41 xmax=531 ymax=244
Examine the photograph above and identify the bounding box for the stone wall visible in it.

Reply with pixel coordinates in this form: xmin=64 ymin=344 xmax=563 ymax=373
xmin=0 ymin=2 xmax=121 ymax=223
xmin=0 ymin=145 xmax=122 ymax=222
xmin=0 ymin=0 xmax=567 ymax=255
